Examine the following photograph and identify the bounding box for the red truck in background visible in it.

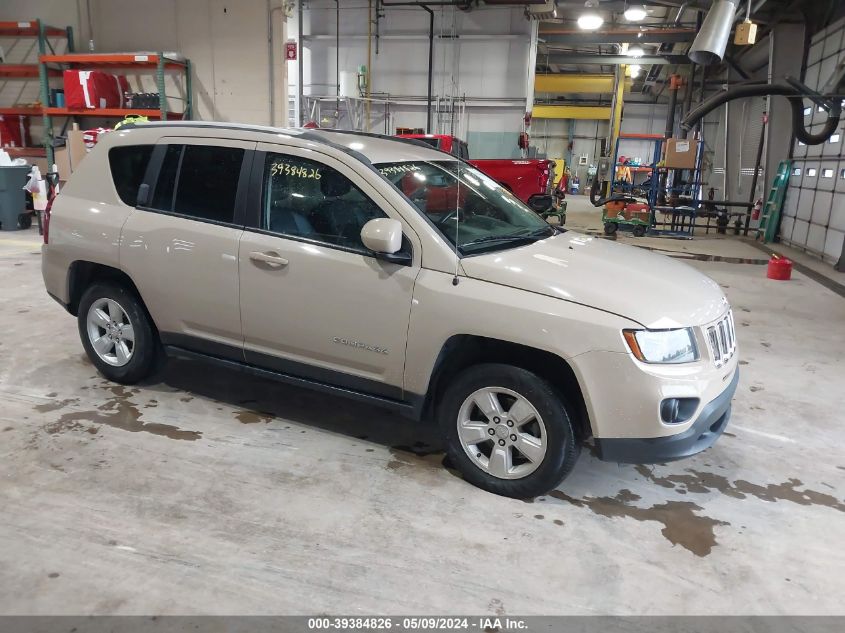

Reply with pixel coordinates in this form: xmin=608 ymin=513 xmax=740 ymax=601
xmin=396 ymin=134 xmax=556 ymax=212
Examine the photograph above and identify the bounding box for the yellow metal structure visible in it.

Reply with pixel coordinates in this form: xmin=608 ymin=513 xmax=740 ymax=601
xmin=535 ymin=74 xmax=623 ymax=94
xmin=533 ymin=105 xmax=612 ymax=120
xmin=609 ymin=66 xmax=626 ymax=152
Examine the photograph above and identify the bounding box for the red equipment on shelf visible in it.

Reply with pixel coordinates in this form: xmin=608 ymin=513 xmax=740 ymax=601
xmin=63 ymin=70 xmax=130 ymax=109
xmin=0 ymin=114 xmax=32 ymax=148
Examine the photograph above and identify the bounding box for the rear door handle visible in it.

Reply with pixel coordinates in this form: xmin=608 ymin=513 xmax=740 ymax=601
xmin=249 ymin=251 xmax=289 ymax=267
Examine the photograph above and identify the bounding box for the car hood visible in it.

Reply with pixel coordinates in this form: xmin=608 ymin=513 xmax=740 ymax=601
xmin=460 ymin=231 xmax=728 ymax=329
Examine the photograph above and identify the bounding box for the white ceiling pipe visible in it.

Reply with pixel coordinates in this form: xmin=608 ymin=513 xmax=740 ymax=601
xmin=688 ymin=0 xmax=738 ymax=65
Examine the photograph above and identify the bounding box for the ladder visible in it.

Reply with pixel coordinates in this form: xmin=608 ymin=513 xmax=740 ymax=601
xmin=756 ymin=160 xmax=792 ymax=243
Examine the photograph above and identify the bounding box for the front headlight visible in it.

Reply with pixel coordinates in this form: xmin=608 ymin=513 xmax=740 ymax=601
xmin=623 ymin=328 xmax=699 ymax=364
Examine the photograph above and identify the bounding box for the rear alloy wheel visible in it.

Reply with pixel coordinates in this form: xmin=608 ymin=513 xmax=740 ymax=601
xmin=86 ymin=297 xmax=135 ymax=367
xmin=439 ymin=364 xmax=580 ymax=498
xmin=78 ymin=282 xmax=159 ymax=384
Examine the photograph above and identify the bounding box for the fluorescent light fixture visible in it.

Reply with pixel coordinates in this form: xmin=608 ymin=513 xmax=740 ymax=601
xmin=627 ymin=45 xmax=645 ymax=58
xmin=629 ymin=64 xmax=642 ymax=78
xmin=624 ymin=5 xmax=648 ymax=22
xmin=578 ymin=13 xmax=604 ymax=30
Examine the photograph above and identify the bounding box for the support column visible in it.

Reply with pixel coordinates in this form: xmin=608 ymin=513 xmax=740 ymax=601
xmin=765 ymin=22 xmax=805 ymax=196
xmin=525 ymin=20 xmax=539 ymax=117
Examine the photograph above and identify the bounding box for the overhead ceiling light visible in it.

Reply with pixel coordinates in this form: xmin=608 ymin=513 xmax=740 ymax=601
xmin=577 ymin=12 xmax=604 ymax=30
xmin=627 ymin=45 xmax=645 ymax=58
xmin=629 ymin=64 xmax=642 ymax=78
xmin=624 ymin=5 xmax=648 ymax=22
xmin=577 ymin=0 xmax=603 ymax=30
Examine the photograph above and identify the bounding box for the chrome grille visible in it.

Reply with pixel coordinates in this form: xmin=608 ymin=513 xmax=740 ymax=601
xmin=706 ymin=310 xmax=736 ymax=367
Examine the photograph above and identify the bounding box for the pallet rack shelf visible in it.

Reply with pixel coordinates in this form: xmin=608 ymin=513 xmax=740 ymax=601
xmin=0 ymin=65 xmax=61 ymax=78
xmin=43 ymin=107 xmax=184 ymax=119
xmin=0 ymin=20 xmax=73 ymax=157
xmin=37 ymin=52 xmax=192 ymax=164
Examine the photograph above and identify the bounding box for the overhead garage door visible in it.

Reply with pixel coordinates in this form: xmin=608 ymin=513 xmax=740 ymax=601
xmin=780 ymin=17 xmax=845 ymax=268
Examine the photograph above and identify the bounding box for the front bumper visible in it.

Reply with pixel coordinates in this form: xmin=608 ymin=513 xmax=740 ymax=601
xmin=595 ymin=368 xmax=738 ymax=464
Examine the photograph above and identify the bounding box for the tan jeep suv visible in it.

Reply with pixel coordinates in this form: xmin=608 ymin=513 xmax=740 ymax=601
xmin=42 ymin=122 xmax=739 ymax=498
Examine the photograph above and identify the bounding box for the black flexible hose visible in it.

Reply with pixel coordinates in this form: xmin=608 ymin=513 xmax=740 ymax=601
xmin=589 ymin=175 xmax=603 ymax=206
xmin=681 ymin=78 xmax=842 ymax=145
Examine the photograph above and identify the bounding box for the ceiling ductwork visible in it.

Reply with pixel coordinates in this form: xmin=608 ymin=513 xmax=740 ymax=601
xmin=687 ymin=0 xmax=738 ymax=65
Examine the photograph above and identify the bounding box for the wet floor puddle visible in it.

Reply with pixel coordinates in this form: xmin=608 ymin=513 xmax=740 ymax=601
xmin=635 ymin=465 xmax=845 ymax=512
xmin=38 ymin=385 xmax=201 ymax=441
xmin=548 ymin=489 xmax=727 ymax=557
xmin=535 ymin=466 xmax=845 ymax=557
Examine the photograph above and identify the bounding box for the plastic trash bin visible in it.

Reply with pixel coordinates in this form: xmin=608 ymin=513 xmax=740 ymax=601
xmin=0 ymin=165 xmax=31 ymax=231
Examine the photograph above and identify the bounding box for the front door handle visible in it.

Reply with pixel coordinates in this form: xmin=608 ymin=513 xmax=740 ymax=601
xmin=249 ymin=251 xmax=289 ymax=267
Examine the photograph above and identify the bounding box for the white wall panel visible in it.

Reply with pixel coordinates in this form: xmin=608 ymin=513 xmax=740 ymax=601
xmin=807 ymin=223 xmax=828 ymax=253
xmin=831 ymin=192 xmax=845 ymax=231
xmin=781 ymin=215 xmax=795 ymax=238
xmin=812 ymin=191 xmax=833 ymax=224
xmin=300 ymin=1 xmax=530 ymax=138
xmin=796 ymin=188 xmax=815 ymax=221
xmin=792 ymin=219 xmax=810 ymax=245
xmin=824 ymin=229 xmax=844 ymax=260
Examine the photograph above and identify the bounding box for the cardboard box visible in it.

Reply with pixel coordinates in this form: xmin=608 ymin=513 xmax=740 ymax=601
xmin=665 ymin=138 xmax=699 ymax=170
xmin=54 ymin=147 xmax=72 ymax=181
xmin=735 ymin=20 xmax=757 ymax=45
xmin=67 ymin=123 xmax=88 ymax=169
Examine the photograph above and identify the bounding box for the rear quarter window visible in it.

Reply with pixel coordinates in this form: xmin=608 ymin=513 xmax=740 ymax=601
xmin=108 ymin=145 xmax=154 ymax=206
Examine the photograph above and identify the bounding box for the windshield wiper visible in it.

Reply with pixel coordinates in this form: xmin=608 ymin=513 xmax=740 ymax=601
xmin=462 ymin=227 xmax=552 ymax=249
xmin=517 ymin=226 xmax=556 ymax=238
xmin=462 ymin=235 xmax=533 ymax=247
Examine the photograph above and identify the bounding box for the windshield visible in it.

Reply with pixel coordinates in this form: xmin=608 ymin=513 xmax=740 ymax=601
xmin=376 ymin=160 xmax=554 ymax=255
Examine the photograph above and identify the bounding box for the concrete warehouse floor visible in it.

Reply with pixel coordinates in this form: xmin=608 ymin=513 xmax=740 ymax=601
xmin=1 ymin=208 xmax=844 ymax=616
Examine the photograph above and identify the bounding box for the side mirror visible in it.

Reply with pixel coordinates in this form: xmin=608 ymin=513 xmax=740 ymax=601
xmin=361 ymin=218 xmax=402 ymax=254
xmin=361 ymin=218 xmax=411 ymax=266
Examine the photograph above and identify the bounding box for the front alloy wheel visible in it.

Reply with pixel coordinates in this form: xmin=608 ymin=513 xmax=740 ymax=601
xmin=439 ymin=364 xmax=580 ymax=498
xmin=457 ymin=387 xmax=547 ymax=479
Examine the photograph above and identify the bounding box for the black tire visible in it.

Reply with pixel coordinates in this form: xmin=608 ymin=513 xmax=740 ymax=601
xmin=604 ymin=222 xmax=618 ymax=235
xmin=438 ymin=364 xmax=580 ymax=498
xmin=77 ymin=282 xmax=159 ymax=384
xmin=18 ymin=213 xmax=32 ymax=230
xmin=632 ymin=224 xmax=647 ymax=237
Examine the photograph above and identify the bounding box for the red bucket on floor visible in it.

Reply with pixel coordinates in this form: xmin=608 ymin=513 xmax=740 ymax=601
xmin=767 ymin=255 xmax=792 ymax=281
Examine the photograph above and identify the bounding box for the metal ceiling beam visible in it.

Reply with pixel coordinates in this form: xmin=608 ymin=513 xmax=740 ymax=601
xmin=533 ymin=105 xmax=612 ymax=120
xmin=538 ymin=28 xmax=697 ymax=45
xmin=540 ymin=53 xmax=690 ymax=66
xmin=535 ymin=73 xmax=625 ymax=93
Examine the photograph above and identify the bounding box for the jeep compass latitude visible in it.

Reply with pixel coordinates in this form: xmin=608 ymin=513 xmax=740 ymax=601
xmin=42 ymin=123 xmax=739 ymax=498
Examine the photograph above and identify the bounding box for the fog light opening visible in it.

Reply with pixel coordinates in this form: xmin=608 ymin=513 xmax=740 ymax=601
xmin=660 ymin=397 xmax=700 ymax=424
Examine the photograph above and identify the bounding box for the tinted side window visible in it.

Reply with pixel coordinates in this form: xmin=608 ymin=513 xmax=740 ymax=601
xmin=108 ymin=145 xmax=153 ymax=205
xmin=150 ymin=144 xmax=182 ymax=211
xmin=173 ymin=145 xmax=244 ymax=223
xmin=262 ymin=153 xmax=387 ymax=252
